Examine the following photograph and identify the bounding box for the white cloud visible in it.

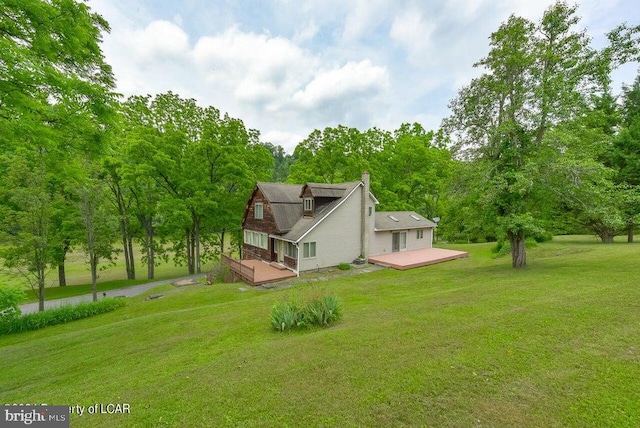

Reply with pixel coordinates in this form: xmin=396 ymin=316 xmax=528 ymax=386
xmin=262 ymin=130 xmax=304 ymax=149
xmin=292 ymin=60 xmax=389 ymax=109
xmin=88 ymin=0 xmax=640 ymax=153
xmin=342 ymin=0 xmax=388 ymax=42
xmin=128 ymin=20 xmax=189 ymax=62
xmin=389 ymin=7 xmax=436 ymax=61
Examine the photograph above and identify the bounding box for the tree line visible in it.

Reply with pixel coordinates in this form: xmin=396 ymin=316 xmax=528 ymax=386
xmin=1 ymin=1 xmax=639 ymax=311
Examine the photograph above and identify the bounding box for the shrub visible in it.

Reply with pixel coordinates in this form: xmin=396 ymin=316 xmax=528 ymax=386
xmin=0 ymin=286 xmax=27 ymax=321
xmin=271 ymin=293 xmax=341 ymax=332
xmin=0 ymin=298 xmax=126 ymax=336
xmin=534 ymin=233 xmax=553 ymax=243
xmin=491 ymin=241 xmax=510 ymax=258
xmin=207 ymin=262 xmax=229 ymax=284
xmin=271 ymin=299 xmax=305 ymax=332
xmin=337 ymin=262 xmax=351 ymax=271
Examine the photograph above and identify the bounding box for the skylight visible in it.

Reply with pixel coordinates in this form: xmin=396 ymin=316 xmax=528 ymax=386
xmin=410 ymin=214 xmax=421 ymax=221
xmin=388 ymin=215 xmax=399 ymax=222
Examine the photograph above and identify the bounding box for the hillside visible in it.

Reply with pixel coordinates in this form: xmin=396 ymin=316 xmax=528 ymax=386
xmin=1 ymin=236 xmax=639 ymax=427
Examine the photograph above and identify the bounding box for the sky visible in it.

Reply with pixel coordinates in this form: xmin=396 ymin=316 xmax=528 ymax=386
xmin=87 ymin=0 xmax=640 ymax=153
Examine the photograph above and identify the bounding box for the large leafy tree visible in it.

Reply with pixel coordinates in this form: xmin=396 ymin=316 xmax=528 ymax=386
xmin=288 ymin=125 xmax=387 ymax=184
xmin=607 ymin=73 xmax=640 ymax=242
xmin=443 ymin=2 xmax=635 ymax=267
xmin=118 ymin=93 xmax=272 ymax=275
xmin=0 ymin=0 xmax=115 ymax=309
xmin=374 ymin=123 xmax=453 ymax=219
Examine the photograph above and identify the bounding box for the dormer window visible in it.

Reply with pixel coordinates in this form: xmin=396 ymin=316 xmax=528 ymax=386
xmin=303 ymin=198 xmax=313 ymax=212
xmin=255 ymin=203 xmax=263 ymax=220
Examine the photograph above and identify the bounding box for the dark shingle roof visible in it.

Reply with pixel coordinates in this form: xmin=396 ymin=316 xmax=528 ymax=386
xmin=374 ymin=211 xmax=436 ymax=231
xmin=303 ymin=183 xmax=351 ymax=198
xmin=256 ymin=183 xmax=303 ymax=232
xmin=257 ymin=182 xmax=302 ymax=203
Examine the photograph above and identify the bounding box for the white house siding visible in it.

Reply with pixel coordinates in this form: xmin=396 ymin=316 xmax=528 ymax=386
xmin=370 ymin=227 xmax=433 ymax=256
xmin=298 ymin=189 xmax=363 ymax=271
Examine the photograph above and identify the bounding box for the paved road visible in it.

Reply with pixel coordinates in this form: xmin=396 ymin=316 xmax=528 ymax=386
xmin=19 ymin=274 xmax=206 ymax=315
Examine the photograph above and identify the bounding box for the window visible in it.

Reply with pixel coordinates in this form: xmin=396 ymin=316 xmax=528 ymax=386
xmin=284 ymin=242 xmax=297 ymax=258
xmin=368 ymin=206 xmax=372 ymax=216
xmin=410 ymin=214 xmax=421 ymax=221
xmin=388 ymin=215 xmax=399 ymax=222
xmin=303 ymin=242 xmax=316 ymax=259
xmin=304 ymin=197 xmax=313 ymax=211
xmin=254 ymin=203 xmax=263 ymax=220
xmin=417 ymin=229 xmax=424 ymax=239
xmin=244 ymin=230 xmax=268 ymax=249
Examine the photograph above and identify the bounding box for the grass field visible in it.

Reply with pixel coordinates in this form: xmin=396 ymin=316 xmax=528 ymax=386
xmin=1 ymin=236 xmax=639 ymax=427
xmin=0 ymin=244 xmax=220 ymax=303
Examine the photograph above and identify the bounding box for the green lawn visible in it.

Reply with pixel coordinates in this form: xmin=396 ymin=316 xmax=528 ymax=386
xmin=1 ymin=236 xmax=639 ymax=427
xmin=0 ymin=244 xmax=219 ymax=303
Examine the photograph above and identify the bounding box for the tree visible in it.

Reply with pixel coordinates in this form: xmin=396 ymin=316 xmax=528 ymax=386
xmin=374 ymin=123 xmax=453 ymax=219
xmin=288 ymin=125 xmax=384 ymax=184
xmin=118 ymin=93 xmax=273 ymax=275
xmin=0 ymin=0 xmax=115 ymax=309
xmin=608 ymin=73 xmax=640 ymax=242
xmin=0 ymin=151 xmax=56 ymax=311
xmin=262 ymin=142 xmax=294 ymax=182
xmin=444 ymin=2 xmax=617 ymax=267
xmin=77 ymin=166 xmax=118 ymax=302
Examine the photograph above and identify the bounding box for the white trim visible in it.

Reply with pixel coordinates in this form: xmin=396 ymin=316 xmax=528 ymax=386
xmin=369 ymin=192 xmax=380 ymax=205
xmin=303 ymin=197 xmax=313 ymax=211
xmin=302 ymin=241 xmax=317 ymax=259
xmin=254 ymin=202 xmax=264 ymax=219
xmin=374 ymin=226 xmax=434 ymax=232
xmin=295 ymin=182 xmax=362 ymax=243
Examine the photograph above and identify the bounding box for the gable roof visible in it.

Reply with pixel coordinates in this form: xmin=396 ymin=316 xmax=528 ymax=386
xmin=374 ymin=211 xmax=436 ymax=231
xmin=255 ymin=183 xmax=303 ymax=232
xmin=282 ymin=181 xmax=362 ymax=242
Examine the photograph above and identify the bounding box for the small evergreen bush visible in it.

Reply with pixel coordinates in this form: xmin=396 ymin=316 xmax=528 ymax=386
xmin=0 ymin=298 xmax=126 ymax=336
xmin=337 ymin=262 xmax=351 ymax=271
xmin=271 ymin=293 xmax=341 ymax=332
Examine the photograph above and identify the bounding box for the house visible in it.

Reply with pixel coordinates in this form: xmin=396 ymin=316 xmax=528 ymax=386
xmin=241 ymin=172 xmax=438 ymax=274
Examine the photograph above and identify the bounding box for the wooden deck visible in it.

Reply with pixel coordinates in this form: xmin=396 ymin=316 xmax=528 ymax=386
xmin=222 ymin=255 xmax=296 ymax=286
xmin=368 ymin=248 xmax=468 ymax=270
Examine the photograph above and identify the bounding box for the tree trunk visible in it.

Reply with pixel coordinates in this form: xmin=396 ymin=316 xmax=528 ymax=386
xmin=58 ymin=263 xmax=66 ymax=287
xmin=509 ymin=232 xmax=527 ymax=268
xmin=599 ymin=229 xmax=615 ymax=243
xmin=146 ymin=220 xmax=155 ymax=280
xmin=90 ymin=252 xmax=98 ymax=302
xmin=186 ymin=229 xmax=194 ymax=274
xmin=628 ymin=223 xmax=634 ymax=243
xmin=221 ymin=228 xmax=226 ymax=255
xmin=195 ymin=217 xmax=201 ymax=274
xmin=38 ymin=267 xmax=45 ymax=312
xmin=127 ymin=235 xmax=135 ymax=279
xmin=56 ymin=238 xmax=70 ymax=286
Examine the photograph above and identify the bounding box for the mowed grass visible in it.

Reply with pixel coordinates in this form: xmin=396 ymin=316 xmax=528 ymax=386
xmin=0 ymin=244 xmax=219 ymax=303
xmin=1 ymin=236 xmax=639 ymax=427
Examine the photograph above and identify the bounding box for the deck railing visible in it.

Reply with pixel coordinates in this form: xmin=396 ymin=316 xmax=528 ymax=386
xmin=221 ymin=254 xmax=255 ymax=285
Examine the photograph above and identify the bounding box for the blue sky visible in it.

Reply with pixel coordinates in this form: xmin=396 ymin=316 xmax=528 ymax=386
xmin=88 ymin=0 xmax=640 ymax=152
